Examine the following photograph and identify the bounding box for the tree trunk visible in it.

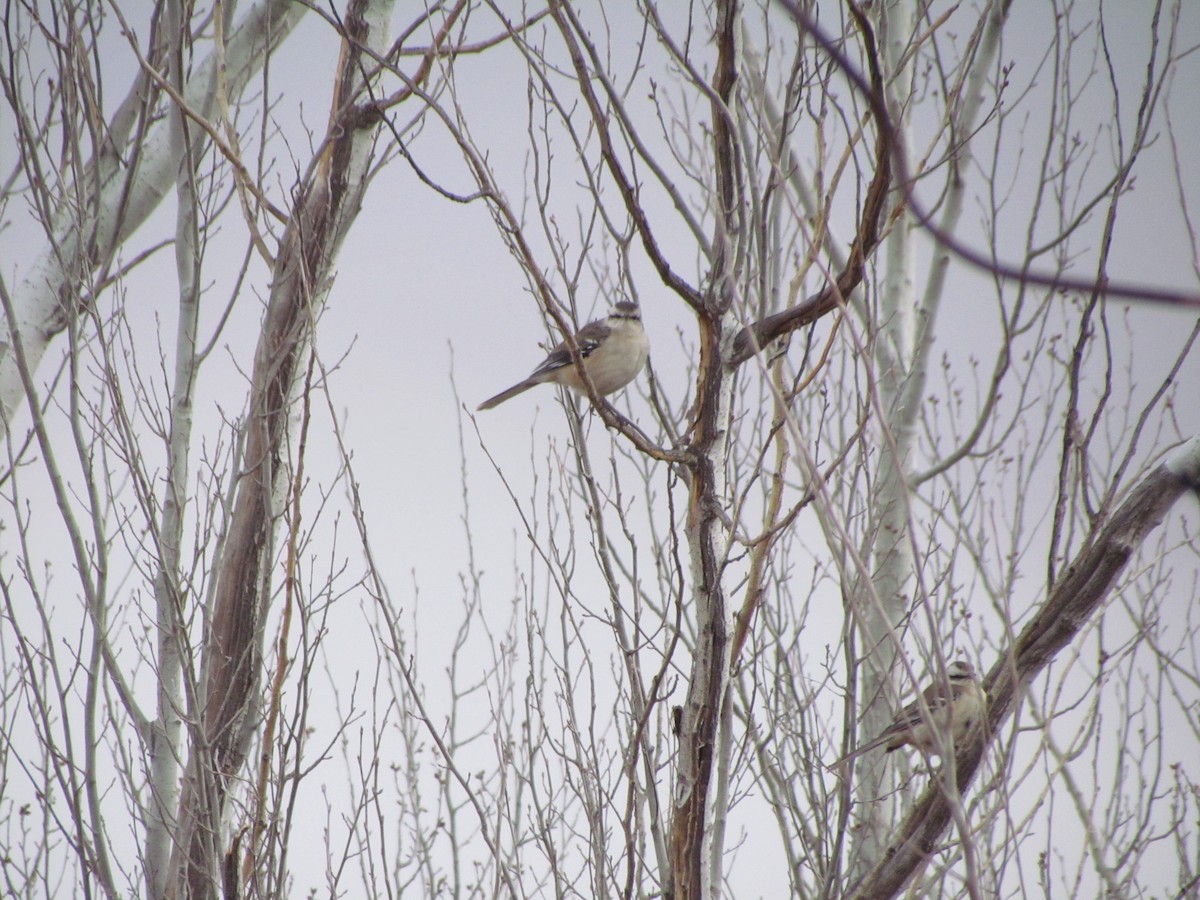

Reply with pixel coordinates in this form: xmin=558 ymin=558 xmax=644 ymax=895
xmin=0 ymin=0 xmax=305 ymax=433
xmin=167 ymin=2 xmax=395 ymax=895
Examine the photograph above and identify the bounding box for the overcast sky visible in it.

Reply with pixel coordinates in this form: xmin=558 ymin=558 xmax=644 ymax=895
xmin=2 ymin=1 xmax=1199 ymax=895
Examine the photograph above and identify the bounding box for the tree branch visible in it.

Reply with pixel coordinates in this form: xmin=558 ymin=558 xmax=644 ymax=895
xmin=849 ymin=433 xmax=1200 ymax=899
xmin=729 ymin=2 xmax=892 ymax=368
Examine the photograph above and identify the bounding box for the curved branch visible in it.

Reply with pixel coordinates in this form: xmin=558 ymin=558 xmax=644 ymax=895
xmin=729 ymin=2 xmax=891 ymax=367
xmin=769 ymin=0 xmax=1200 ymax=317
xmin=549 ymin=0 xmax=706 ymax=312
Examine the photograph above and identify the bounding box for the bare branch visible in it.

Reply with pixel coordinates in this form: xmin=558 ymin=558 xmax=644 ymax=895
xmin=850 ymin=435 xmax=1200 ymax=899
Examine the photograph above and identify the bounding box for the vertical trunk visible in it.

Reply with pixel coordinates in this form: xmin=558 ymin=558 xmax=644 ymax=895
xmin=168 ymin=2 xmax=394 ymax=895
xmin=849 ymin=0 xmax=918 ymax=866
xmin=670 ymin=1 xmax=741 ymax=896
xmin=144 ymin=1 xmax=208 ymax=894
xmin=671 ymin=314 xmax=736 ymax=899
xmin=849 ymin=0 xmax=1013 ymax=872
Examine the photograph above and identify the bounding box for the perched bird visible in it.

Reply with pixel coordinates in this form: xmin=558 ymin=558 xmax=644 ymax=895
xmin=830 ymin=659 xmax=986 ymax=767
xmin=477 ymin=302 xmax=649 ymax=411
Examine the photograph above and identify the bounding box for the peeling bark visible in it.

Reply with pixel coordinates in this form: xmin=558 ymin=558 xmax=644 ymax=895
xmin=849 ymin=436 xmax=1200 ymax=899
xmin=166 ymin=2 xmax=395 ymax=896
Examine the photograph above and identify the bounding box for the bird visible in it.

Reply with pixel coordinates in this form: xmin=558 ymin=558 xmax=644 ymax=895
xmin=477 ymin=302 xmax=649 ymax=411
xmin=829 ymin=659 xmax=986 ymax=768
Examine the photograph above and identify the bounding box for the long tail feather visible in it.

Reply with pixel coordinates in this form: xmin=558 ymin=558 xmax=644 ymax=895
xmin=477 ymin=379 xmax=538 ymax=411
xmin=827 ymin=733 xmax=895 ymax=770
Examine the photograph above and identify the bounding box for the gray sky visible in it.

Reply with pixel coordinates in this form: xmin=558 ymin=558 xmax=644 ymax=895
xmin=2 ymin=1 xmax=1199 ymax=895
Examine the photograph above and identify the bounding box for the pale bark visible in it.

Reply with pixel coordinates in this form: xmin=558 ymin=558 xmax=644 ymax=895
xmin=847 ymin=0 xmax=920 ymax=864
xmin=849 ymin=433 xmax=1200 ymax=899
xmin=143 ymin=0 xmax=214 ymax=893
xmin=165 ymin=1 xmax=396 ymax=895
xmin=0 ymin=0 xmax=305 ymax=434
xmin=848 ymin=0 xmax=1014 ymax=869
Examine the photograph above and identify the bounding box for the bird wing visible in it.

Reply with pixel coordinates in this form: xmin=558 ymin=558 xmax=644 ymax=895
xmin=528 ymin=319 xmax=609 ymax=378
xmin=829 ymin=677 xmax=981 ymax=769
xmin=880 ymin=678 xmax=959 ymax=738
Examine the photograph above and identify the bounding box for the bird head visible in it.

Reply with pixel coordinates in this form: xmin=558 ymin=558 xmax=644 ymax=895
xmin=948 ymin=659 xmax=977 ymax=681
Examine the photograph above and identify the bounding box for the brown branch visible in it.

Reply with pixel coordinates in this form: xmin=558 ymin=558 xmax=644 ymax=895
xmin=729 ymin=2 xmax=892 ymax=368
xmin=668 ymin=0 xmax=742 ymax=895
xmin=372 ymin=0 xmax=468 ymax=110
xmin=169 ymin=2 xmax=392 ymax=895
xmin=848 ymin=442 xmax=1200 ymax=899
xmin=770 ymin=0 xmax=1200 ymax=315
xmin=729 ymin=316 xmax=857 ymax=665
xmin=393 ymin=8 xmax=549 ymax=59
xmin=549 ymin=0 xmax=706 ymax=312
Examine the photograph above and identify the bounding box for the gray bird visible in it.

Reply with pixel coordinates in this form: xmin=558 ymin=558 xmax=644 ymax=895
xmin=478 ymin=302 xmax=649 ymax=411
xmin=830 ymin=659 xmax=986 ymax=767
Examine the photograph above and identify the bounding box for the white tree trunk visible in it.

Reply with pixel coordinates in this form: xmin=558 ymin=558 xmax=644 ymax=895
xmin=851 ymin=0 xmax=1011 ymax=868
xmin=143 ymin=0 xmax=222 ymax=893
xmin=0 ymin=0 xmax=304 ymax=434
xmin=168 ymin=0 xmax=395 ymax=894
xmin=850 ymin=0 xmax=919 ymax=864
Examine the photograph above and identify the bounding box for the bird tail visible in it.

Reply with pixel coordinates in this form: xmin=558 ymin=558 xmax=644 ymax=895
xmin=826 ymin=733 xmax=893 ymax=770
xmin=477 ymin=379 xmax=538 ymax=411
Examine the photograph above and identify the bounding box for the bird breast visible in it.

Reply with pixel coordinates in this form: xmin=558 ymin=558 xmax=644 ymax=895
xmin=559 ymin=320 xmax=649 ymax=395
